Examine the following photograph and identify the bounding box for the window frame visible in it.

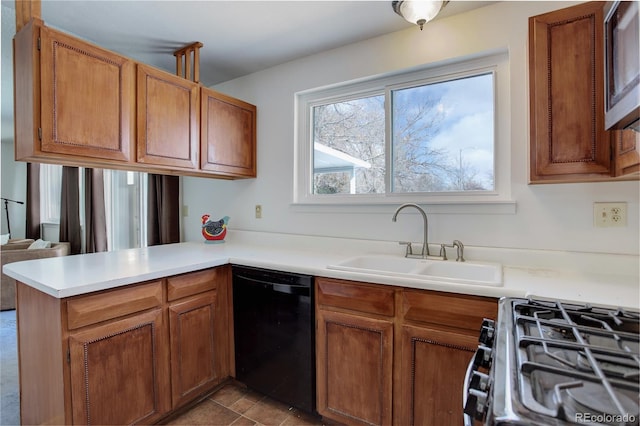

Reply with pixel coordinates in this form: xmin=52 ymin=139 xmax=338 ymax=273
xmin=294 ymin=50 xmax=513 ymax=212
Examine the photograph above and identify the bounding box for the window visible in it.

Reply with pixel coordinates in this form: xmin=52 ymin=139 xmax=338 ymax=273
xmin=295 ymin=51 xmax=511 ymax=207
xmin=39 ymin=164 xmax=63 ymax=224
xmin=39 ymin=164 xmax=148 ymax=251
xmin=103 ymin=170 xmax=148 ymax=251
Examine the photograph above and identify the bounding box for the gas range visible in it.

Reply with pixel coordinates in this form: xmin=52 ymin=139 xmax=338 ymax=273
xmin=465 ymin=298 xmax=640 ymax=425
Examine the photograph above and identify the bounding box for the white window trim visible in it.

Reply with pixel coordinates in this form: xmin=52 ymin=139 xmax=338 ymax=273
xmin=294 ymin=50 xmax=514 ymax=214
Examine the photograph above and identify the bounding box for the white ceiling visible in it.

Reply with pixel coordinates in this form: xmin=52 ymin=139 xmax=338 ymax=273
xmin=1 ymin=0 xmax=494 ymax=140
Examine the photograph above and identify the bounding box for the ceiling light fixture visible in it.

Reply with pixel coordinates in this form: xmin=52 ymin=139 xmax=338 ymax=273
xmin=392 ymin=0 xmax=448 ymax=30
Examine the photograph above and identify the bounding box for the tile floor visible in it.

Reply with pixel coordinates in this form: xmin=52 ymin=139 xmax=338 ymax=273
xmin=165 ymin=381 xmax=326 ymax=426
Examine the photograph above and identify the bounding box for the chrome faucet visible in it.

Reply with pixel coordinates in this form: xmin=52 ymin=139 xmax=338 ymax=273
xmin=391 ymin=203 xmax=430 ymax=258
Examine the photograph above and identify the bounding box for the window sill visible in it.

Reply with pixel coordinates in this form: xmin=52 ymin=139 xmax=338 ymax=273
xmin=290 ymin=199 xmax=516 ymax=215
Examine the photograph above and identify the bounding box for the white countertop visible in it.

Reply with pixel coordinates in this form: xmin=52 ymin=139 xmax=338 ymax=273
xmin=3 ymin=231 xmax=639 ymax=310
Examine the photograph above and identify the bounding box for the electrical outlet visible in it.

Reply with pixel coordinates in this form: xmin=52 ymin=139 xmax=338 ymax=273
xmin=593 ymin=202 xmax=627 ymax=227
xmin=255 ymin=204 xmax=262 ymax=219
xmin=182 ymin=205 xmax=189 ymax=217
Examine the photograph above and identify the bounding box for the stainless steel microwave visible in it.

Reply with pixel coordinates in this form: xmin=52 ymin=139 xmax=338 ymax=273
xmin=604 ymin=1 xmax=639 ymax=131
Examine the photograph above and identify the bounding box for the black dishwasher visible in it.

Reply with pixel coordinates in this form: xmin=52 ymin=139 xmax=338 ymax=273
xmin=232 ymin=265 xmax=316 ymax=414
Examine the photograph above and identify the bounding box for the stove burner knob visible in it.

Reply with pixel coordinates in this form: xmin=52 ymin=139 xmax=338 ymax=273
xmin=472 ymin=345 xmax=492 ymax=369
xmin=481 ymin=318 xmax=495 ymax=329
xmin=464 ymin=388 xmax=488 ymax=421
xmin=470 ymin=371 xmax=490 ymax=391
xmin=479 ymin=319 xmax=495 ymax=346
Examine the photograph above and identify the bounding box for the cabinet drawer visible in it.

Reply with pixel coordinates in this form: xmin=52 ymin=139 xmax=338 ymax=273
xmin=402 ymin=290 xmax=497 ymax=331
xmin=167 ymin=268 xmax=219 ymax=302
xmin=67 ymin=281 xmax=163 ymax=330
xmin=316 ymin=277 xmax=395 ymax=317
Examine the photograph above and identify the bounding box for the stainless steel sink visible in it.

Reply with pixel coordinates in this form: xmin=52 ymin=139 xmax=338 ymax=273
xmin=327 ymin=255 xmax=503 ymax=286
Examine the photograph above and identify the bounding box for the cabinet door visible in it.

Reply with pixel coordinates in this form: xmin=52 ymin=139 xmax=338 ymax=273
xmin=316 ymin=309 xmax=393 ymax=426
xmin=68 ymin=308 xmax=170 ymax=425
xmin=137 ymin=64 xmax=199 ymax=169
xmin=614 ymin=129 xmax=640 ymax=176
xmin=39 ymin=25 xmax=134 ymax=162
xmin=200 ymin=87 xmax=256 ymax=177
xmin=398 ymin=325 xmax=477 ymax=426
xmin=169 ymin=291 xmax=221 ymax=408
xmin=529 ymin=2 xmax=612 ymax=182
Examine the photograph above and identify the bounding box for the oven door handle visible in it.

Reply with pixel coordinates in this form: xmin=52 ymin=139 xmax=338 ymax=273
xmin=463 ymin=351 xmax=477 ymax=426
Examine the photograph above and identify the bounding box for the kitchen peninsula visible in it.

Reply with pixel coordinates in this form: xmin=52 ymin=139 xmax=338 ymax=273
xmin=4 ymin=230 xmax=639 ymax=425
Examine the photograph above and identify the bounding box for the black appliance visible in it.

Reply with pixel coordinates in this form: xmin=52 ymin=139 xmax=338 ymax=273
xmin=232 ymin=265 xmax=316 ymax=414
xmin=464 ymin=297 xmax=639 ymax=425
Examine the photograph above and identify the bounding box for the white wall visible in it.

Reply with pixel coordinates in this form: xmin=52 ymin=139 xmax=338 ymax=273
xmin=0 ymin=139 xmax=27 ymax=239
xmin=186 ymin=2 xmax=633 ymax=256
xmin=182 ymin=1 xmax=640 ymax=255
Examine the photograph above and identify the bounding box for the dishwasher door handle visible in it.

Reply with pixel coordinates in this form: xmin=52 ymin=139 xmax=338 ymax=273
xmin=235 ymin=275 xmax=310 ymax=296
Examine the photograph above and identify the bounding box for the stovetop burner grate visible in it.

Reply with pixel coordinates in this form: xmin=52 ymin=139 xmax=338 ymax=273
xmin=512 ymin=299 xmax=640 ymax=424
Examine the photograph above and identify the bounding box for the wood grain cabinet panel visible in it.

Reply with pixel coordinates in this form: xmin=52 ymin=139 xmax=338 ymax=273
xmin=316 ymin=309 xmax=394 ymax=426
xmin=167 ymin=268 xmax=219 ymax=302
xmin=15 ymin=21 xmax=134 ymax=163
xmin=316 ymin=277 xmax=395 ymax=317
xmin=200 ymin=87 xmax=256 ymax=177
xmin=397 ymin=292 xmax=496 ymax=425
xmin=397 ymin=325 xmax=478 ymax=426
xmin=137 ymin=64 xmax=200 ymax=170
xmin=66 ymin=280 xmax=163 ymax=330
xmin=68 ymin=308 xmax=170 ymax=425
xmin=314 ymin=277 xmax=497 ymax=426
xmin=529 ymin=2 xmax=639 ymax=182
xmin=168 ymin=266 xmax=232 ymax=409
xmin=529 ymin=2 xmax=612 ymax=181
xmin=15 ymin=266 xmax=233 ymax=425
xmin=402 ymin=290 xmax=497 ymax=331
xmin=614 ymin=130 xmax=640 ymax=176
xmin=169 ymin=291 xmax=220 ymax=408
xmin=14 ymin=21 xmax=258 ymax=179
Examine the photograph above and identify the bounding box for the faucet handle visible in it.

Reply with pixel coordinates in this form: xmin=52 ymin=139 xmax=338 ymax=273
xmin=399 ymin=241 xmax=413 ymax=257
xmin=452 ymin=240 xmax=465 ymax=262
xmin=439 ymin=244 xmax=448 ymax=261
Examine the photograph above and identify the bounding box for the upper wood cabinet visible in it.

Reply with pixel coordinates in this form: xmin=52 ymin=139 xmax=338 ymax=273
xmin=13 ymin=20 xmax=256 ymax=179
xmin=614 ymin=129 xmax=640 ymax=176
xmin=137 ymin=64 xmax=199 ymax=170
xmin=201 ymin=87 xmax=257 ymax=177
xmin=14 ymin=20 xmax=135 ymax=164
xmin=529 ymin=2 xmax=639 ymax=183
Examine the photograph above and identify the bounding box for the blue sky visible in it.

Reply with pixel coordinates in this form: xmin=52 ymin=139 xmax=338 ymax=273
xmin=427 ymin=73 xmax=495 ymax=189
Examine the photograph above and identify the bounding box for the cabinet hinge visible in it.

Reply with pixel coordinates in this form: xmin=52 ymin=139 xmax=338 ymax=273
xmin=37 ymin=37 xmax=41 ymax=51
xmin=38 ymin=128 xmax=42 ymax=140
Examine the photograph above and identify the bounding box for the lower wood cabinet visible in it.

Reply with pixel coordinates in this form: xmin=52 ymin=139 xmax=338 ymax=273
xmin=15 ymin=265 xmax=232 ymax=425
xmin=316 ymin=309 xmax=394 ymax=426
xmin=68 ymin=308 xmax=171 ymax=425
xmin=397 ymin=325 xmax=477 ymax=426
xmin=315 ymin=277 xmax=497 ymax=426
xmin=166 ymin=267 xmax=231 ymax=410
xmin=397 ymin=290 xmax=497 ymax=426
